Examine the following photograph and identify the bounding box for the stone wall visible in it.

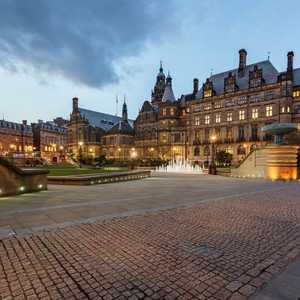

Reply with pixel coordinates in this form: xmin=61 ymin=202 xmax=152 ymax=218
xmin=0 ymin=157 xmax=48 ymax=197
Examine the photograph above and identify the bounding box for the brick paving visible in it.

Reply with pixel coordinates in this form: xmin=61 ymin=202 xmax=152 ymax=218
xmin=1 ymin=185 xmax=300 ymax=299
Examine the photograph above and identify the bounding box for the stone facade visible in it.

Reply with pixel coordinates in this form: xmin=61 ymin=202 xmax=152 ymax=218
xmin=135 ymin=49 xmax=300 ymax=164
xmin=31 ymin=120 xmax=68 ymax=163
xmin=0 ymin=120 xmax=33 ymax=157
xmin=67 ymin=49 xmax=300 ymax=164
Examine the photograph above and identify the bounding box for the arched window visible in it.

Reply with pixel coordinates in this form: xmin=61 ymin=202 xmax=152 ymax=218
xmin=204 ymin=146 xmax=210 ymax=156
xmin=194 ymin=147 xmax=200 ymax=156
xmin=237 ymin=145 xmax=246 ymax=155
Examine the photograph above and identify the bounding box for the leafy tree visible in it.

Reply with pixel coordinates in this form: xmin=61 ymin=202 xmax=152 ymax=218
xmin=215 ymin=150 xmax=233 ymax=166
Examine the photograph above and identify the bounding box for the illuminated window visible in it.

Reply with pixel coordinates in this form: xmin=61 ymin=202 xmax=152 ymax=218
xmin=227 ymin=112 xmax=233 ymax=122
xmin=215 ymin=113 xmax=221 ymax=123
xmin=239 ymin=110 xmax=245 ymax=121
xmin=287 ymin=106 xmax=291 ymax=113
xmin=281 ymin=106 xmax=285 ymax=113
xmin=170 ymin=108 xmax=175 ymax=115
xmin=204 ymin=115 xmax=210 ymax=125
xmin=266 ymin=105 xmax=273 ymax=117
xmin=204 ymin=90 xmax=212 ymax=98
xmin=214 ymin=102 xmax=221 ymax=109
xmin=293 ymin=90 xmax=300 ymax=98
xmin=252 ymin=108 xmax=258 ymax=119
xmin=162 ymin=108 xmax=167 ymax=116
xmin=204 ymin=103 xmax=212 ymax=110
xmin=195 ymin=116 xmax=200 ymax=126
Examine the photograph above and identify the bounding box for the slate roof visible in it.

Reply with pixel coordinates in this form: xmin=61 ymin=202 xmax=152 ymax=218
xmin=79 ymin=108 xmax=134 ymax=132
xmin=294 ymin=68 xmax=300 ymax=86
xmin=162 ymin=83 xmax=176 ymax=102
xmin=106 ymin=120 xmax=134 ymax=135
xmin=196 ymin=60 xmax=279 ymax=98
xmin=140 ymin=101 xmax=154 ymax=112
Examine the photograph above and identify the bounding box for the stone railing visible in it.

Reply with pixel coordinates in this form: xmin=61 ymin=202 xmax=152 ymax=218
xmin=48 ymin=170 xmax=151 ymax=186
xmin=0 ymin=156 xmax=49 ymax=197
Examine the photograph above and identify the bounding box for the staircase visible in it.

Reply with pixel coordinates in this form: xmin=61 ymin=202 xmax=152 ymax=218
xmin=231 ymin=148 xmax=268 ymax=179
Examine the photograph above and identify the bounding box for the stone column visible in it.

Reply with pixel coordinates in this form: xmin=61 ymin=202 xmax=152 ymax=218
xmin=266 ymin=145 xmax=299 ymax=180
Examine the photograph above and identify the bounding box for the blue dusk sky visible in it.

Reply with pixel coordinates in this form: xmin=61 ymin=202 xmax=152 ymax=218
xmin=0 ymin=0 xmax=299 ymax=123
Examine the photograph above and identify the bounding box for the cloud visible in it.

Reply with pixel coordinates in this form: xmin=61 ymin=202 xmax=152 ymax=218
xmin=0 ymin=0 xmax=175 ymax=88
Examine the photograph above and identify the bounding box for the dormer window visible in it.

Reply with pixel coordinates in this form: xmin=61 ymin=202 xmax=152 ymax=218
xmin=224 ymin=72 xmax=238 ymax=93
xmin=249 ymin=65 xmax=265 ymax=88
xmin=203 ymin=78 xmax=214 ymax=98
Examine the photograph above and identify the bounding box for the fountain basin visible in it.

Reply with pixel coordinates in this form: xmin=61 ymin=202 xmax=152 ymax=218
xmin=262 ymin=123 xmax=298 ymax=144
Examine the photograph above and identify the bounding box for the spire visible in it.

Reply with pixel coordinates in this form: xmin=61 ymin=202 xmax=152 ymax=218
xmin=157 ymin=61 xmax=165 ymax=77
xmin=122 ymin=96 xmax=128 ymax=122
xmin=162 ymin=72 xmax=176 ymax=102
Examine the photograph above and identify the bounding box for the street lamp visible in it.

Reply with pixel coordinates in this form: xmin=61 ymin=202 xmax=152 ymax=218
xmin=209 ymin=134 xmax=217 ymax=175
xmin=78 ymin=141 xmax=84 ymax=167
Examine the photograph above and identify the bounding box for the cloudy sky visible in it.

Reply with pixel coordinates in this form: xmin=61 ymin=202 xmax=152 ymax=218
xmin=0 ymin=0 xmax=300 ymax=123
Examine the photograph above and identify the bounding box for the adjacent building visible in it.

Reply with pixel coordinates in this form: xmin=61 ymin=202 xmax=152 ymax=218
xmin=67 ymin=97 xmax=134 ymax=159
xmin=31 ymin=120 xmax=68 ymax=163
xmin=0 ymin=120 xmax=33 ymax=157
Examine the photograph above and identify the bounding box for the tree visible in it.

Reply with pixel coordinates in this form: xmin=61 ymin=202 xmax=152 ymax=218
xmin=215 ymin=150 xmax=233 ymax=166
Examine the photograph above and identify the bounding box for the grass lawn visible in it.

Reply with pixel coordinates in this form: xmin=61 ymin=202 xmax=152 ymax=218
xmin=45 ymin=165 xmax=128 ymax=176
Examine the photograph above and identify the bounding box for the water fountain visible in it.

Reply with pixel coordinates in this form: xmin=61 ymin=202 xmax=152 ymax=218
xmin=155 ymin=159 xmax=203 ymax=174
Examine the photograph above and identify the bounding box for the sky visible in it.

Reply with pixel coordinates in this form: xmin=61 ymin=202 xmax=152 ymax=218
xmin=0 ymin=0 xmax=300 ymax=123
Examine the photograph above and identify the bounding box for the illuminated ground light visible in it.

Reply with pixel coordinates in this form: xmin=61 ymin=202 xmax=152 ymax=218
xmin=38 ymin=184 xmax=43 ymax=189
xmin=19 ymin=186 xmax=25 ymax=192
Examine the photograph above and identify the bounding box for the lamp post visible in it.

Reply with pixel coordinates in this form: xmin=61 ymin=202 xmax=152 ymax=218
xmin=209 ymin=134 xmax=217 ymax=175
xmin=78 ymin=141 xmax=83 ymax=168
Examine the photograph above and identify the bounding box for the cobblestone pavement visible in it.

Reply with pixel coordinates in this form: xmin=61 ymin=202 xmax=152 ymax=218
xmin=1 ymin=183 xmax=300 ymax=299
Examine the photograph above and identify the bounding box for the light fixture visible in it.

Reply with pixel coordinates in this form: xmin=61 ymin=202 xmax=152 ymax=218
xmin=20 ymin=186 xmax=25 ymax=192
xmin=38 ymin=184 xmax=43 ymax=189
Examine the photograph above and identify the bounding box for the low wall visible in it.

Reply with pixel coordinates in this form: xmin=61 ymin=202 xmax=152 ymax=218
xmin=0 ymin=157 xmax=48 ymax=197
xmin=48 ymin=170 xmax=151 ymax=186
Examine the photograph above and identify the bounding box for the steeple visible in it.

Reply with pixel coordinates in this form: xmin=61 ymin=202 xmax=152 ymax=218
xmin=122 ymin=97 xmax=128 ymax=122
xmin=151 ymin=61 xmax=166 ymax=105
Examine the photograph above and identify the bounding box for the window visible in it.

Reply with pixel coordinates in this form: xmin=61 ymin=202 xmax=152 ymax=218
xmin=287 ymin=106 xmax=291 ymax=113
xmin=252 ymin=108 xmax=258 ymax=119
xmin=238 ymin=126 xmax=245 ymax=141
xmin=195 ymin=116 xmax=200 ymax=126
xmin=214 ymin=102 xmax=221 ymax=109
xmin=293 ymin=90 xmax=300 ymax=98
xmin=170 ymin=108 xmax=175 ymax=115
xmin=281 ymin=106 xmax=285 ymax=113
xmin=162 ymin=108 xmax=167 ymax=116
xmin=215 ymin=113 xmax=221 ymax=123
xmin=205 ymin=115 xmax=210 ymax=125
xmin=266 ymin=105 xmax=273 ymax=117
xmin=239 ymin=110 xmax=245 ymax=121
xmin=227 ymin=112 xmax=233 ymax=122
xmin=204 ymin=146 xmax=210 ymax=156
xmin=237 ymin=145 xmax=246 ymax=155
xmin=226 ymin=127 xmax=233 ymax=141
xmin=194 ymin=147 xmax=200 ymax=156
xmin=204 ymin=103 xmax=212 ymax=110
xmin=204 ymin=90 xmax=212 ymax=98
xmin=251 ymin=124 xmax=258 ymax=141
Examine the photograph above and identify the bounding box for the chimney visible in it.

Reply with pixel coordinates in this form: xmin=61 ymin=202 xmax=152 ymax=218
xmin=193 ymin=78 xmax=199 ymax=94
xmin=22 ymin=120 xmax=27 ymax=126
xmin=72 ymin=97 xmax=79 ymax=112
xmin=287 ymin=51 xmax=294 ymax=74
xmin=238 ymin=49 xmax=247 ymax=77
